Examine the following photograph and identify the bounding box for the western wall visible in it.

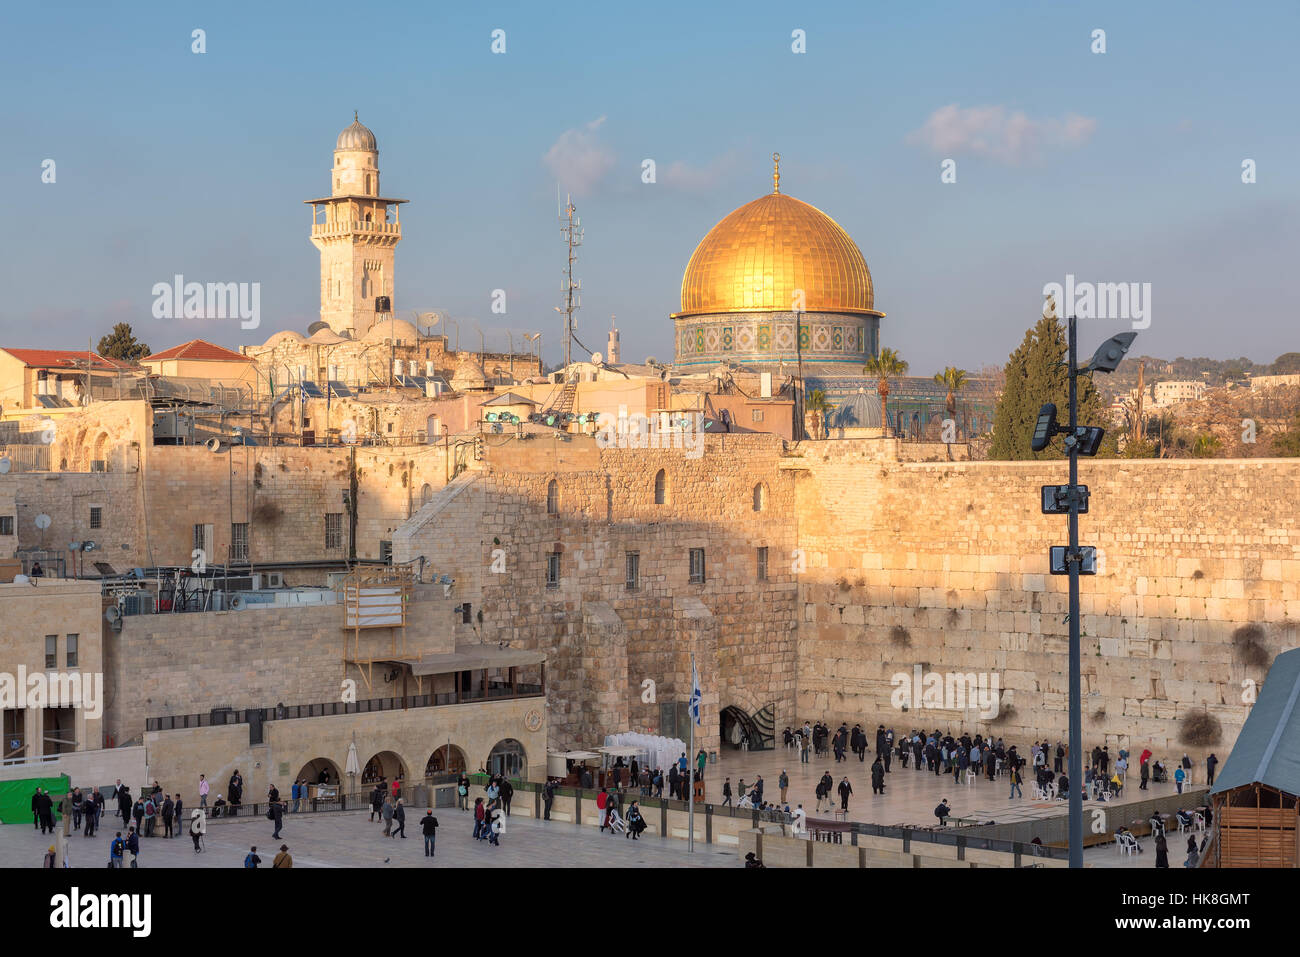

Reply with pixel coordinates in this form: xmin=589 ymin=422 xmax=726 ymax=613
xmin=395 ymin=433 xmax=1299 ymax=764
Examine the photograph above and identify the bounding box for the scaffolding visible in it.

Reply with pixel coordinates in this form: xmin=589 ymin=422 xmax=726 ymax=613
xmin=340 ymin=563 xmax=414 ymax=693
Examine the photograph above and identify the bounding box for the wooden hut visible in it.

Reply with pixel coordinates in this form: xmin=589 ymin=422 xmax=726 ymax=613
xmin=1206 ymin=647 xmax=1300 ymax=867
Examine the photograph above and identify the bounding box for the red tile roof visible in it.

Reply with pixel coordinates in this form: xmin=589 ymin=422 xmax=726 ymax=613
xmin=0 ymin=348 xmax=132 ymax=371
xmin=144 ymin=339 xmax=253 ymax=362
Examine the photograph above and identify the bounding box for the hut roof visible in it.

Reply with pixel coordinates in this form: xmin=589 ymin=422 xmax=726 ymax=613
xmin=1210 ymin=647 xmax=1300 ymax=797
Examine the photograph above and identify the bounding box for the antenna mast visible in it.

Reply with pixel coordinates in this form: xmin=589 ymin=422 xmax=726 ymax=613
xmin=559 ymin=195 xmax=582 ymax=379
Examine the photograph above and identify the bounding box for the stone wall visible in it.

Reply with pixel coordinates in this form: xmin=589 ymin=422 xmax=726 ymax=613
xmin=106 ymin=589 xmax=458 ymax=744
xmin=793 ymin=446 xmax=1300 ymax=762
xmin=393 ymin=432 xmax=801 ymax=751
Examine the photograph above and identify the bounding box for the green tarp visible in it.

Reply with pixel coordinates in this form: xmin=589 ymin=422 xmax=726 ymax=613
xmin=0 ymin=775 xmax=70 ymax=825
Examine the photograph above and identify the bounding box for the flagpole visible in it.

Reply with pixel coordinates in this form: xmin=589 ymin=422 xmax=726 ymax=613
xmin=688 ymin=651 xmax=695 ymax=853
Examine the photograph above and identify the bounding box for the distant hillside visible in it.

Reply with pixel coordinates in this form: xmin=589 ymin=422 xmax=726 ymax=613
xmin=1098 ymin=352 xmax=1300 ymax=401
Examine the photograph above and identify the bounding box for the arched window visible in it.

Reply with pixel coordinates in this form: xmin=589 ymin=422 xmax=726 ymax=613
xmin=546 ymin=479 xmax=559 ymax=515
xmin=752 ymin=482 xmax=767 ymax=512
xmin=421 ymin=483 xmax=433 ymax=505
xmin=654 ymin=469 xmax=667 ymax=505
xmin=487 ymin=739 xmax=527 ymax=779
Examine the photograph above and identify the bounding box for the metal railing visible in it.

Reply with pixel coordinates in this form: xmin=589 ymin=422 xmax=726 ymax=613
xmin=146 ymin=684 xmax=544 ymax=732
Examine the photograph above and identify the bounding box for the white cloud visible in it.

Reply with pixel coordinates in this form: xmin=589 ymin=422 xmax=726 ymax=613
xmin=543 ymin=116 xmax=616 ymax=196
xmin=660 ymin=152 xmax=743 ymax=192
xmin=907 ymin=104 xmax=1097 ymax=165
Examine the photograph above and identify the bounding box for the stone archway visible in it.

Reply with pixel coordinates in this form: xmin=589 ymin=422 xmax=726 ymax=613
xmin=487 ymin=738 xmax=527 ymax=779
xmin=424 ymin=745 xmax=467 ymax=778
xmin=296 ymin=757 xmax=342 ymax=788
xmin=362 ymin=750 xmax=407 ymax=785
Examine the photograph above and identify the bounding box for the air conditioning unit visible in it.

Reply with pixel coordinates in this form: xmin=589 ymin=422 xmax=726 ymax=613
xmin=90 ymin=460 xmax=107 ymax=472
xmin=266 ymin=571 xmax=285 ymax=588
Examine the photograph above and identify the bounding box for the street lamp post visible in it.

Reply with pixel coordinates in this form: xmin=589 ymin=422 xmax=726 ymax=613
xmin=1031 ymin=304 xmax=1135 ymax=868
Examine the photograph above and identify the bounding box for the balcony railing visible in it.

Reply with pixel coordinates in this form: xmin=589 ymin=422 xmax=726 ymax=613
xmin=311 ymin=220 xmax=401 ymax=238
xmin=146 ymin=684 xmax=544 ymax=733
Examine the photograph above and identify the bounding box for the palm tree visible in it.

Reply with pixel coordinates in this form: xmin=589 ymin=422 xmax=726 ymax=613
xmin=804 ymin=389 xmax=834 ymax=440
xmin=933 ymin=366 xmax=969 ymax=417
xmin=865 ymin=348 xmax=909 ymax=434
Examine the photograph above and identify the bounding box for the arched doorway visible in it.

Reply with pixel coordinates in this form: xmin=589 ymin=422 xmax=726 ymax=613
xmin=362 ymin=750 xmax=407 ymax=785
xmin=424 ymin=745 xmax=467 ymax=779
xmin=720 ymin=705 xmax=760 ymax=751
xmin=296 ymin=757 xmax=342 ymax=787
xmin=487 ymin=738 xmax=527 ymax=779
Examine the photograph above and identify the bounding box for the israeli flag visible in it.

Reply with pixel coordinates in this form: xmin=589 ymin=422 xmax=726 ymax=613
xmin=689 ymin=655 xmax=702 ymax=726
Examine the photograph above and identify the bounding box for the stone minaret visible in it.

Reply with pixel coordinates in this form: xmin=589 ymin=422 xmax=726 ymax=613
xmin=607 ymin=319 xmax=621 ymax=364
xmin=305 ymin=113 xmax=407 ymax=337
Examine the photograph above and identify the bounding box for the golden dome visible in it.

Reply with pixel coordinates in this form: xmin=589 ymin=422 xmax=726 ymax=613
xmin=678 ymin=186 xmax=875 ymax=317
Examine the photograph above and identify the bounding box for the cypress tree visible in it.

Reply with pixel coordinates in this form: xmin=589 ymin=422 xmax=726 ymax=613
xmin=990 ymin=316 xmax=1115 ymax=460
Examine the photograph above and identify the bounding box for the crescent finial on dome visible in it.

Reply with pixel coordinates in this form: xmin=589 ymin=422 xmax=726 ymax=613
xmin=772 ymin=152 xmax=781 ymax=194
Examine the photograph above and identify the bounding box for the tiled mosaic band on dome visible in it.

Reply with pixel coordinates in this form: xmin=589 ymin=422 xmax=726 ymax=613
xmin=673 ymin=311 xmax=880 ymax=368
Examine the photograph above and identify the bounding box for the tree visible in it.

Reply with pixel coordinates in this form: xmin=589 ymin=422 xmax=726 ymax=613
xmin=865 ymin=348 xmax=908 ymax=433
xmin=97 ymin=323 xmax=151 ymax=361
xmin=989 ymin=316 xmax=1114 ymax=460
xmin=933 ymin=366 xmax=969 ymax=417
xmin=1271 ymin=412 xmax=1300 ymax=456
xmin=804 ymin=389 xmax=834 ymax=440
xmin=1272 ymin=352 xmax=1300 ymax=375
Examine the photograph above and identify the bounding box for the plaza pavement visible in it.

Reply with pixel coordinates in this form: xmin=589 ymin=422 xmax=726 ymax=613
xmin=0 ymin=806 xmax=738 ymax=869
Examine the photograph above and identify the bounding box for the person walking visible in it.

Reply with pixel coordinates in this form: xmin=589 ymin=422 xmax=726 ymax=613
xmin=420 ymin=808 xmax=439 ymax=857
xmin=1174 ymin=765 xmax=1186 ymax=795
xmin=391 ymin=798 xmax=406 ymax=838
xmin=596 ymin=788 xmax=610 ymax=832
xmin=108 ymin=832 xmax=125 ymax=868
xmin=244 ymin=846 xmax=262 ymax=868
xmin=290 ymin=780 xmax=301 ymax=813
xmin=272 ymin=844 xmax=293 ymax=868
xmin=189 ymin=807 xmax=206 ymax=852
xmin=381 ymin=795 xmax=395 ymax=836
xmin=270 ymin=796 xmax=285 ymax=839
xmin=457 ymin=773 xmax=470 ymax=811
xmin=1140 ymin=758 xmax=1150 ymax=791
xmin=722 ymin=777 xmax=733 ymax=807
xmin=1009 ymin=764 xmax=1023 ymax=799
xmin=473 ymin=797 xmax=486 ymax=840
xmin=82 ymin=792 xmax=98 ymax=838
xmin=117 ymin=786 xmax=132 ymax=824
xmin=1155 ymin=834 xmax=1169 ymax=868
xmin=626 ymin=800 xmax=646 ymax=840
xmin=837 ymin=776 xmax=853 ymax=812
xmin=871 ymin=756 xmax=886 ymax=795
xmin=173 ymin=795 xmax=183 ymax=836
xmin=125 ymin=826 xmax=140 ymax=868
xmin=198 ymin=774 xmax=209 ymax=809
xmin=499 ymin=778 xmax=513 ymax=817
xmin=778 ymin=769 xmax=789 ymax=804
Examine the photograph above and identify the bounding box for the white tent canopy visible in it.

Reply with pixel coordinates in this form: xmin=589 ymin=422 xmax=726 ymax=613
xmin=603 ymin=732 xmax=687 ymax=775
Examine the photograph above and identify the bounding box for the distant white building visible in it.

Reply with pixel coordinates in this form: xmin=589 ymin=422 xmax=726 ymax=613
xmin=1249 ymin=373 xmax=1300 ymax=391
xmin=1151 ymin=380 xmax=1207 ymax=407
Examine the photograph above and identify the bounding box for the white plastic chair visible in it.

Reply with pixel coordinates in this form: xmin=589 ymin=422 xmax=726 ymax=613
xmin=965 ymin=769 xmax=976 ymax=787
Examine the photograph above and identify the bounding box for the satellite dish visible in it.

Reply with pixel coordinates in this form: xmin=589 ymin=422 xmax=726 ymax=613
xmin=645 ymin=356 xmax=658 ymax=367
xmin=105 ymin=606 xmax=122 ymax=623
xmin=591 ymin=352 xmax=603 ymax=366
xmin=0 ymin=457 xmax=10 ymax=474
xmin=83 ymin=541 xmax=98 ymax=551
xmin=35 ymin=514 xmax=51 ymax=529
xmin=205 ymin=437 xmax=223 ymax=452
xmin=230 ymin=595 xmax=247 ymax=611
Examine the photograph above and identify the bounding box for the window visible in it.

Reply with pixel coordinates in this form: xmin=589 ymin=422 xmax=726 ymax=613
xmin=66 ymin=634 xmax=78 ymax=668
xmin=45 ymin=635 xmax=57 ymax=669
xmin=546 ymin=551 xmax=561 ymax=588
xmin=230 ymin=523 xmax=248 ymax=561
xmin=89 ymin=506 xmax=102 ymax=529
xmin=654 ymin=469 xmax=666 ymax=505
xmin=547 ymin=479 xmax=559 ymax=515
xmin=460 ymin=603 xmax=472 ymax=624
xmin=0 ymin=516 xmax=12 ymax=535
xmin=752 ymin=409 xmax=764 ymax=423
xmin=753 ymin=483 xmax=767 ymax=512
xmin=625 ymin=551 xmax=640 ymax=590
xmin=689 ymin=548 xmax=706 ymax=584
xmin=380 ymin=541 xmax=393 ymax=564
xmin=325 ymin=513 xmax=343 ymax=550
xmin=757 ymin=547 xmax=769 ymax=582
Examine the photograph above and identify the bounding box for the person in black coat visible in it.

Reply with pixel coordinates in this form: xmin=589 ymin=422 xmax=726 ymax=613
xmin=31 ymin=789 xmax=41 ymax=830
xmin=270 ymin=799 xmax=284 ymax=839
xmin=1154 ymin=834 xmax=1169 ymax=868
xmin=837 ymin=776 xmax=853 ymax=811
xmin=499 ymin=778 xmax=514 ymax=816
xmin=871 ymin=757 xmax=886 ymax=794
xmin=390 ymin=799 xmax=406 ymax=838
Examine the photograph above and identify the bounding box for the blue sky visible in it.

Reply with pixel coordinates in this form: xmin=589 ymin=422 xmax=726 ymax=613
xmin=2 ymin=0 xmax=1296 ymax=373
